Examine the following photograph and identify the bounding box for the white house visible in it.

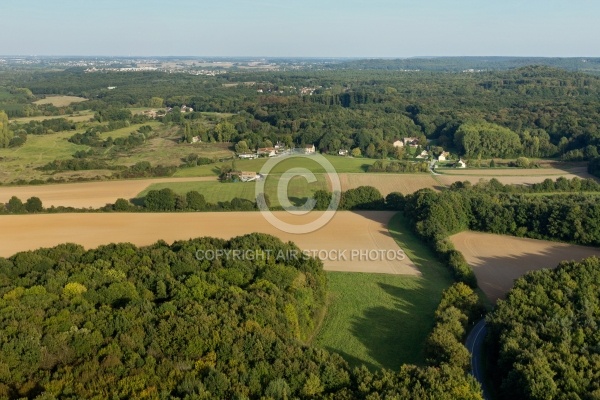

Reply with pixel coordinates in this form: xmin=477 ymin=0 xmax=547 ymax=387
xmin=416 ymin=150 xmax=429 ymax=159
xmin=403 ymin=137 xmax=419 ymax=147
xmin=456 ymin=159 xmax=467 ymax=168
xmin=438 ymin=151 xmax=450 ymax=161
xmin=258 ymin=147 xmax=277 ymax=157
xmin=392 ymin=140 xmax=404 ymax=148
xmin=226 ymin=171 xmax=261 ymax=182
xmin=304 ymin=144 xmax=316 ymax=154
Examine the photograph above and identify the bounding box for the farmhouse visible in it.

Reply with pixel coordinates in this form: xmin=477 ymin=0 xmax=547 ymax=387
xmin=456 ymin=159 xmax=467 ymax=168
xmin=392 ymin=140 xmax=404 ymax=148
xmin=416 ymin=150 xmax=429 ymax=159
xmin=438 ymin=151 xmax=450 ymax=161
xmin=143 ymin=110 xmax=158 ymax=119
xmin=304 ymin=144 xmax=316 ymax=154
xmin=403 ymin=137 xmax=419 ymax=147
xmin=226 ymin=171 xmax=261 ymax=182
xmin=257 ymin=147 xmax=276 ymax=157
xmin=238 ymin=152 xmax=257 ymax=159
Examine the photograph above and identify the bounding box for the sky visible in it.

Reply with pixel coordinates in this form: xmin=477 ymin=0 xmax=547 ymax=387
xmin=1 ymin=0 xmax=599 ymax=57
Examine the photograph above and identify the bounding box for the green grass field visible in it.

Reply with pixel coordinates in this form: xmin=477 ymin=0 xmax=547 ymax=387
xmin=173 ymin=154 xmax=377 ymax=177
xmin=9 ymin=110 xmax=95 ymax=124
xmin=136 ymin=174 xmax=329 ymax=207
xmin=315 ymin=213 xmax=454 ymax=370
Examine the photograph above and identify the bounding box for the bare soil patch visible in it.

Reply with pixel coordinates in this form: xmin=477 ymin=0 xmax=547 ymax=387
xmin=0 ymin=211 xmax=418 ymax=276
xmin=450 ymin=231 xmax=600 ymax=302
xmin=0 ymin=177 xmax=218 ymax=208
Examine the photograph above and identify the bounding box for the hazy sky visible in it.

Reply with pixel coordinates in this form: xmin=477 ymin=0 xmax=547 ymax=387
xmin=1 ymin=0 xmax=598 ymax=57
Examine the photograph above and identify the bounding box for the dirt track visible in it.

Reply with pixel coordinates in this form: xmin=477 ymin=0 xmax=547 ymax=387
xmin=450 ymin=231 xmax=600 ymax=302
xmin=0 ymin=211 xmax=418 ymax=276
xmin=0 ymin=177 xmax=218 ymax=208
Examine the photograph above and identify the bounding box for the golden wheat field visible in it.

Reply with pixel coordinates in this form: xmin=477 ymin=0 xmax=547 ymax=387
xmin=337 ymin=173 xmax=442 ymax=195
xmin=0 ymin=211 xmax=418 ymax=276
xmin=0 ymin=177 xmax=218 ymax=208
xmin=450 ymin=231 xmax=600 ymax=302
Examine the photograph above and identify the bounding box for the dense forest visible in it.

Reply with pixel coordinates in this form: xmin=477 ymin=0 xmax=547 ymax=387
xmin=2 ymin=64 xmax=600 ymax=166
xmin=0 ymin=235 xmax=482 ymax=399
xmin=487 ymin=256 xmax=600 ymax=400
xmin=402 ymin=178 xmax=600 ymax=247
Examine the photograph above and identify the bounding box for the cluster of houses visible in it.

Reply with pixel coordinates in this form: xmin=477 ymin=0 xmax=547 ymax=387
xmin=392 ymin=137 xmax=420 ymax=148
xmin=238 ymin=143 xmax=315 ymax=159
xmin=141 ymin=104 xmax=193 ymax=120
xmin=165 ymin=104 xmax=194 ymax=113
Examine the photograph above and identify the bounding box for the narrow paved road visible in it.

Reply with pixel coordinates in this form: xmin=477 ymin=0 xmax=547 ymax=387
xmin=466 ymin=319 xmax=491 ymax=400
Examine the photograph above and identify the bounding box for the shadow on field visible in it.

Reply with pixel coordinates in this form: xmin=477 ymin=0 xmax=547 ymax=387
xmin=450 ymin=233 xmax=600 ymax=304
xmin=344 ymin=213 xmax=453 ymax=369
xmin=349 ymin=282 xmax=424 ymax=369
xmin=325 ymin=348 xmax=380 ymax=371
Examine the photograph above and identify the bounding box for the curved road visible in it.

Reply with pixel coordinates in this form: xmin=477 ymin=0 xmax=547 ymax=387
xmin=466 ymin=319 xmax=491 ymax=400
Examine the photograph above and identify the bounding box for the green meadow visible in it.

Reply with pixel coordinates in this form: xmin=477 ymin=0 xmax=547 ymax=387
xmin=314 ymin=213 xmax=454 ymax=370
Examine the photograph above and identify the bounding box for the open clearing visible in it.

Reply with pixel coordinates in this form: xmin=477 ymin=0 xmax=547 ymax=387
xmin=315 ymin=214 xmax=453 ymax=369
xmin=33 ymin=95 xmax=88 ymax=107
xmin=0 ymin=177 xmax=218 ymax=208
xmin=0 ymin=211 xmax=418 ymax=276
xmin=450 ymin=231 xmax=600 ymax=303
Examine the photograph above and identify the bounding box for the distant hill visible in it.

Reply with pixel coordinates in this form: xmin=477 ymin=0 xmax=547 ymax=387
xmin=321 ymin=57 xmax=600 ymax=73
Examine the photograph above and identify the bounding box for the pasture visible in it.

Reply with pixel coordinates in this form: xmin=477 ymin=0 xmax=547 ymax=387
xmin=173 ymin=154 xmax=377 ymax=177
xmin=33 ymin=95 xmax=88 ymax=107
xmin=9 ymin=110 xmax=95 ymax=124
xmin=0 ymin=122 xmax=163 ymax=183
xmin=315 ymin=213 xmax=454 ymax=370
xmin=450 ymin=231 xmax=600 ymax=302
xmin=137 ymin=173 xmax=329 ymax=208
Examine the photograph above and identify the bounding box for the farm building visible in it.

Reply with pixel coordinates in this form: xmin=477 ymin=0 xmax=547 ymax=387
xmin=238 ymin=153 xmax=257 ymax=159
xmin=456 ymin=159 xmax=467 ymax=168
xmin=416 ymin=150 xmax=429 ymax=159
xmin=403 ymin=137 xmax=419 ymax=147
xmin=226 ymin=171 xmax=261 ymax=182
xmin=392 ymin=140 xmax=404 ymax=148
xmin=304 ymin=144 xmax=316 ymax=154
xmin=257 ymin=147 xmax=276 ymax=157
xmin=438 ymin=151 xmax=450 ymax=161
xmin=338 ymin=149 xmax=349 ymax=156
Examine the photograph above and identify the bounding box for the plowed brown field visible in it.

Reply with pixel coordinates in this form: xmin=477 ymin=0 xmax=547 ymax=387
xmin=450 ymin=231 xmax=600 ymax=302
xmin=0 ymin=211 xmax=418 ymax=276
